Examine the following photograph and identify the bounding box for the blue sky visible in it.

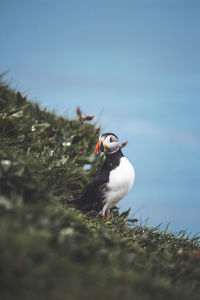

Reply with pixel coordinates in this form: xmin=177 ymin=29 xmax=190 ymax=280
xmin=1 ymin=0 xmax=200 ymax=233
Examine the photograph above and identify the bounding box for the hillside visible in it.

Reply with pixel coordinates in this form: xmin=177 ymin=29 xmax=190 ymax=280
xmin=0 ymin=77 xmax=200 ymax=300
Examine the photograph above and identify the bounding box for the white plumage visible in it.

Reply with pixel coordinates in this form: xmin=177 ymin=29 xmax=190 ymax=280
xmin=101 ymin=157 xmax=135 ymax=216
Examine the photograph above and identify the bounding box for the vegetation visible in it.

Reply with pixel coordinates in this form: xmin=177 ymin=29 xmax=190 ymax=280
xmin=0 ymin=76 xmax=200 ymax=300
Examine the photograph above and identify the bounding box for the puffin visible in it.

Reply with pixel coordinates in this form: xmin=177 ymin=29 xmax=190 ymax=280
xmin=69 ymin=133 xmax=135 ymax=218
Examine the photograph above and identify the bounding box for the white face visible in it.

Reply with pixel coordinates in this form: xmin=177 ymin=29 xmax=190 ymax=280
xmin=101 ymin=134 xmax=120 ymax=154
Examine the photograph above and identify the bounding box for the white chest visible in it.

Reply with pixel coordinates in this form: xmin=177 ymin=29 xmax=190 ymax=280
xmin=103 ymin=157 xmax=135 ymax=211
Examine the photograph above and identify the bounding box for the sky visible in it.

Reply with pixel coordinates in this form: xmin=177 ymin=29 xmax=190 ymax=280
xmin=1 ymin=0 xmax=200 ymax=234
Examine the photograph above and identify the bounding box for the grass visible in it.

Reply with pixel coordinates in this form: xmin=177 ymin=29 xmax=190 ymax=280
xmin=0 ymin=76 xmax=200 ymax=300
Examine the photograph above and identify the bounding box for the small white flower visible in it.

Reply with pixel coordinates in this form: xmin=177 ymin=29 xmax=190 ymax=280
xmin=1 ymin=160 xmax=11 ymax=167
xmin=62 ymin=142 xmax=71 ymax=147
xmin=31 ymin=125 xmax=36 ymax=132
xmin=58 ymin=227 xmax=74 ymax=243
xmin=0 ymin=197 xmax=12 ymax=210
xmin=60 ymin=228 xmax=74 ymax=236
xmin=50 ymin=150 xmax=54 ymax=156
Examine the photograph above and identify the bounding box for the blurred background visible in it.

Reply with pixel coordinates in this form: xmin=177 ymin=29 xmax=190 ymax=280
xmin=1 ymin=0 xmax=200 ymax=233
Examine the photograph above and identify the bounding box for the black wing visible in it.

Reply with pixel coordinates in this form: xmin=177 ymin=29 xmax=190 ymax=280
xmin=68 ymin=169 xmax=109 ymax=212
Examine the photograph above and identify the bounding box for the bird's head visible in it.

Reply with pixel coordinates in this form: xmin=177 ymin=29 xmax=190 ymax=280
xmin=95 ymin=133 xmax=120 ymax=155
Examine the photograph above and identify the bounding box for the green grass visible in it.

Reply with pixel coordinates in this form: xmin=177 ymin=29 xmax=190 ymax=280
xmin=0 ymin=76 xmax=200 ymax=300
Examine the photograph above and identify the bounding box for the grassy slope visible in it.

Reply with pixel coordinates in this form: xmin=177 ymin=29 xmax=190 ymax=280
xmin=0 ymin=77 xmax=200 ymax=300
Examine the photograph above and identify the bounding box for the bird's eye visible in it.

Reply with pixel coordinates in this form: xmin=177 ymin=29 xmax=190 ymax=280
xmin=110 ymin=136 xmax=114 ymax=143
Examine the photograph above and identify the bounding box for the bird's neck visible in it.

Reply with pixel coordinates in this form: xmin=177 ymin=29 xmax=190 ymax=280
xmin=103 ymin=149 xmax=124 ymax=171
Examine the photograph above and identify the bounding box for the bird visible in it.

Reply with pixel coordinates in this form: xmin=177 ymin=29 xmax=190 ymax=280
xmin=68 ymin=133 xmax=135 ymax=218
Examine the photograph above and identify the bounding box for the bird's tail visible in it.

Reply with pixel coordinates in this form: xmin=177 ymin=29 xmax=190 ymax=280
xmin=66 ymin=195 xmax=92 ymax=212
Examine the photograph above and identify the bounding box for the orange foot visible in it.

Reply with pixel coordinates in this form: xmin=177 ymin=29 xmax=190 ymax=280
xmin=105 ymin=211 xmax=109 ymax=220
xmin=102 ymin=212 xmax=109 ymax=220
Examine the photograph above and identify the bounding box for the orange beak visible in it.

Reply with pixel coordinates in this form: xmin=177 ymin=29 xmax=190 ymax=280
xmin=95 ymin=138 xmax=104 ymax=154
